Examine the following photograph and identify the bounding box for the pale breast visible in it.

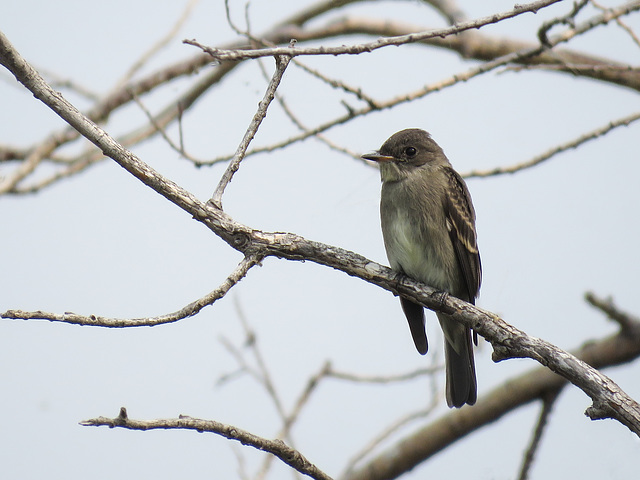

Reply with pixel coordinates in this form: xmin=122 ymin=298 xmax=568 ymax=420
xmin=382 ymin=208 xmax=455 ymax=292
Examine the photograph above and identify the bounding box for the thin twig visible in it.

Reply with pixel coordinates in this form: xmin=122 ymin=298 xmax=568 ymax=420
xmin=217 ymin=336 xmax=256 ymax=384
xmin=292 ymin=59 xmax=379 ymax=108
xmin=516 ymin=392 xmax=559 ymax=480
xmin=592 ymin=0 xmax=640 ymax=48
xmin=3 ymin=254 xmax=262 ymax=327
xmin=341 ymin=351 xmax=442 ymax=476
xmin=422 ymin=0 xmax=468 ymax=24
xmin=129 ymin=90 xmax=207 ymax=163
xmin=234 ymin=297 xmax=289 ymax=424
xmin=260 ymin=59 xmax=364 ymax=162
xmin=538 ymin=0 xmax=589 ymax=47
xmin=464 ymin=111 xmax=640 ymax=178
xmin=256 ymin=361 xmax=333 ymax=480
xmin=114 ymin=0 xmax=200 ymax=89
xmin=209 ymin=52 xmax=292 ymax=208
xmin=342 ymin=407 xmax=437 ymax=478
xmin=37 ymin=67 xmax=100 ymax=101
xmin=585 ymin=291 xmax=640 ymax=334
xmin=327 ymin=366 xmax=442 ymax=383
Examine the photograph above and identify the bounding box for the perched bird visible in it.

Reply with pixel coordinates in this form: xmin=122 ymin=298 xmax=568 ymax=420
xmin=362 ymin=128 xmax=481 ymax=408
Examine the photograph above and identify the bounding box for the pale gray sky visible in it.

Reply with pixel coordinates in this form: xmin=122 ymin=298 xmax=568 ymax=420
xmin=2 ymin=1 xmax=639 ymax=479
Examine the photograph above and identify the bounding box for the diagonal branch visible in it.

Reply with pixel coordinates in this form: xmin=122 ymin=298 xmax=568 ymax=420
xmin=516 ymin=391 xmax=558 ymax=480
xmin=343 ymin=316 xmax=640 ymax=480
xmin=464 ymin=111 xmax=640 ymax=178
xmin=210 ymin=53 xmax=292 ymax=208
xmin=585 ymin=291 xmax=640 ymax=334
xmin=2 ymin=253 xmax=262 ymax=327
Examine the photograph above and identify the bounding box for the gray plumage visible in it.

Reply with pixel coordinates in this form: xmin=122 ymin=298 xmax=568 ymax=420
xmin=362 ymin=128 xmax=481 ymax=408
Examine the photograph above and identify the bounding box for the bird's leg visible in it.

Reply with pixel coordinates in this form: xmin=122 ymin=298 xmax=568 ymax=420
xmin=437 ymin=291 xmax=449 ymax=307
xmin=436 ymin=291 xmax=457 ymax=316
xmin=389 ymin=269 xmax=410 ymax=297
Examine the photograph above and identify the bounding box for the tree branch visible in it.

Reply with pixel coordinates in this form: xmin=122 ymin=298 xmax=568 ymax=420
xmin=183 ymin=0 xmax=564 ymax=60
xmin=464 ymin=111 xmax=640 ymax=178
xmin=516 ymin=392 xmax=558 ymax=480
xmin=2 ymin=254 xmax=262 ymax=327
xmin=585 ymin=292 xmax=640 ymax=335
xmin=80 ymin=407 xmax=333 ymax=480
xmin=210 ymin=53 xmax=292 ymax=208
xmin=343 ymin=316 xmax=640 ymax=480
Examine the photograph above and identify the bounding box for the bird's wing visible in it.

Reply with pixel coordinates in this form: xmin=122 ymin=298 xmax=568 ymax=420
xmin=442 ymin=167 xmax=482 ymax=303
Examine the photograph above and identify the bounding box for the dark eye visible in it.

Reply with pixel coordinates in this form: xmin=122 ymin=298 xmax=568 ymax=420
xmin=404 ymin=146 xmax=417 ymax=158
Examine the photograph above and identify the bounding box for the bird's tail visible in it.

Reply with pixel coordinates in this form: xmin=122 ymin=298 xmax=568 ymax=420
xmin=400 ymin=297 xmax=428 ymax=355
xmin=438 ymin=313 xmax=477 ymax=408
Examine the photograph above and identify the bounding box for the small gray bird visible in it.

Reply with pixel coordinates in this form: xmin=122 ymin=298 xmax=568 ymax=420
xmin=362 ymin=128 xmax=481 ymax=408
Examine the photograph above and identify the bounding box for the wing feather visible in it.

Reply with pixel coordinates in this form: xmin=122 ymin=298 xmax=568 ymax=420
xmin=442 ymin=167 xmax=481 ymax=304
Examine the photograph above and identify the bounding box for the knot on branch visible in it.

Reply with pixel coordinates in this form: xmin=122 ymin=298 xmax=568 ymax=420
xmin=490 ymin=336 xmax=530 ymax=362
xmin=116 ymin=406 xmax=129 ymax=424
xmin=231 ymin=232 xmax=251 ymax=250
xmin=492 ymin=345 xmax=512 ymax=362
xmin=585 ymin=401 xmax=616 ymax=421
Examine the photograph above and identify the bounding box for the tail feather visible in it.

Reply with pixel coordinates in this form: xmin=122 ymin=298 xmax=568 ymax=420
xmin=400 ymin=297 xmax=428 ymax=355
xmin=438 ymin=313 xmax=477 ymax=408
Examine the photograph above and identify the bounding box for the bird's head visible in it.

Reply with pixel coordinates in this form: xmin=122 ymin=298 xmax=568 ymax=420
xmin=361 ymin=128 xmax=447 ymax=182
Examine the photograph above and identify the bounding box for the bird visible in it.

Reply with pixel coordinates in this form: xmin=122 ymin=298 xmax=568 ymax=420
xmin=362 ymin=128 xmax=481 ymax=408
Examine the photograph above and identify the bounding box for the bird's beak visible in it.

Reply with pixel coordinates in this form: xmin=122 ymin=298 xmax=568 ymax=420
xmin=361 ymin=152 xmax=395 ymax=163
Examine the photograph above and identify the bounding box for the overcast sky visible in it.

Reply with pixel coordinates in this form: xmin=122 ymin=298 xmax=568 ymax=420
xmin=2 ymin=1 xmax=640 ymax=479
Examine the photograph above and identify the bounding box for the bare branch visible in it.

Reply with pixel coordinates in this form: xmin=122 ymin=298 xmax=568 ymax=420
xmin=256 ymin=361 xmax=333 ymax=480
xmin=80 ymin=408 xmax=333 ymax=480
xmin=0 ymin=144 xmax=28 ymax=162
xmin=464 ymin=111 xmax=640 ymax=178
xmin=292 ymin=59 xmax=379 ymax=108
xmin=585 ymin=292 xmax=640 ymax=335
xmin=538 ymin=0 xmax=589 ymax=47
xmin=209 ymin=53 xmax=292 ymax=208
xmin=516 ymin=392 xmax=558 ymax=480
xmin=343 ymin=322 xmax=640 ymax=480
xmin=592 ymin=0 xmax=640 ymax=48
xmin=422 ymin=0 xmax=469 ymax=24
xmin=234 ymin=298 xmax=290 ymax=425
xmin=342 ymin=407 xmax=437 ymax=478
xmin=0 ymin=127 xmax=78 ymax=194
xmin=184 ymin=0 xmax=564 ymax=60
xmin=113 ymin=0 xmax=200 ymax=89
xmin=327 ymin=366 xmax=442 ymax=383
xmin=341 ymin=350 xmax=443 ymax=478
xmin=2 ymin=254 xmax=262 ymax=327
xmin=37 ymin=67 xmax=100 ymax=101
